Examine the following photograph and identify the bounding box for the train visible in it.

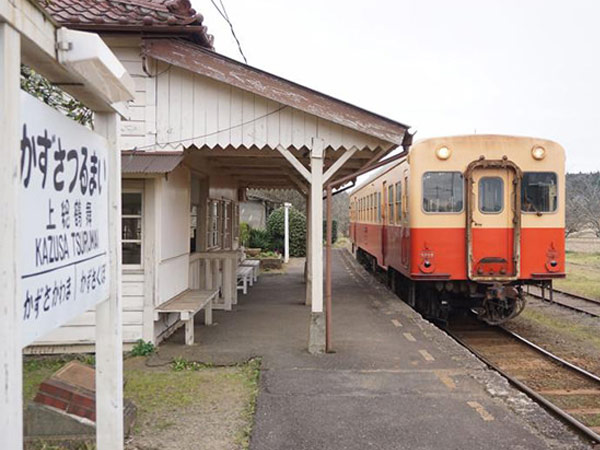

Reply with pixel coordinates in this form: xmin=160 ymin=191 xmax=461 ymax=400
xmin=349 ymin=135 xmax=565 ymax=324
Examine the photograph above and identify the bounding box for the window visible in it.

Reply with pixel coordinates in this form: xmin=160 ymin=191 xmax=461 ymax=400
xmin=377 ymin=192 xmax=382 ymax=223
xmin=122 ymin=192 xmax=142 ymax=266
xmin=388 ymin=185 xmax=394 ymax=224
xmin=395 ymin=182 xmax=402 ymax=222
xmin=207 ymin=200 xmax=220 ymax=248
xmin=190 ymin=204 xmax=198 ymax=252
xmin=422 ymin=172 xmax=464 ymax=213
xmin=479 ymin=177 xmax=504 ymax=213
xmin=522 ymin=172 xmax=558 ymax=213
xmin=403 ymin=176 xmax=409 ymax=218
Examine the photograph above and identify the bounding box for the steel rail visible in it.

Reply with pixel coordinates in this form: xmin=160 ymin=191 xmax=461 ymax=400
xmin=447 ymin=327 xmax=600 ymax=444
xmin=527 ymin=289 xmax=600 ymax=318
xmin=552 ymin=287 xmax=600 ymax=306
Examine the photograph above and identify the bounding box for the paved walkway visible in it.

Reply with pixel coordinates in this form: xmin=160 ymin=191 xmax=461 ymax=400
xmin=157 ymin=249 xmax=587 ymax=449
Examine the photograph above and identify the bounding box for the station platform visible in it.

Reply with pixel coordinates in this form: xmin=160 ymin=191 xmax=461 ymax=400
xmin=157 ymin=249 xmax=588 ymax=449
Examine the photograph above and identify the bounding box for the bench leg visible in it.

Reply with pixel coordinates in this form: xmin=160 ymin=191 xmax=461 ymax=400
xmin=254 ymin=268 xmax=258 ymax=282
xmin=205 ymin=301 xmax=213 ymax=326
xmin=243 ymin=276 xmax=248 ymax=295
xmin=185 ymin=318 xmax=194 ymax=345
xmin=249 ymin=273 xmax=254 ymax=287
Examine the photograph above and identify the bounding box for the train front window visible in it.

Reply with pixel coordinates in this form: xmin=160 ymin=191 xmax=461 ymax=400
xmin=521 ymin=172 xmax=558 ymax=213
xmin=422 ymin=172 xmax=464 ymax=213
xmin=479 ymin=177 xmax=503 ymax=213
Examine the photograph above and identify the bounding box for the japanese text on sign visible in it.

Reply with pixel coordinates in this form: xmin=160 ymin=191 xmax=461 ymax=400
xmin=20 ymin=91 xmax=111 ymax=347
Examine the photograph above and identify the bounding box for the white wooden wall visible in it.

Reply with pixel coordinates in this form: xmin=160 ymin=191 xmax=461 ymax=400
xmin=101 ymin=36 xmax=385 ymax=153
xmin=25 ymin=272 xmax=144 ymax=351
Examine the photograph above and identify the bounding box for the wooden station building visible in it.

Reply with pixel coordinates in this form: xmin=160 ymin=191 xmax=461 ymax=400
xmin=33 ymin=0 xmax=410 ymax=353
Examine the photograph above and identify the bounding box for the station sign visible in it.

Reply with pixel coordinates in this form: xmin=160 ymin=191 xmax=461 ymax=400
xmin=19 ymin=91 xmax=110 ymax=347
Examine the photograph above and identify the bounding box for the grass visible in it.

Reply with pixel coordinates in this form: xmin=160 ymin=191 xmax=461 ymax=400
xmin=22 ymin=355 xmax=261 ymax=450
xmin=554 ymin=251 xmax=600 ymax=299
xmin=519 ymin=307 xmax=600 ymax=353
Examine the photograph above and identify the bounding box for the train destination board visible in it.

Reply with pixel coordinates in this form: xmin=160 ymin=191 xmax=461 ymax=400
xmin=19 ymin=91 xmax=110 ymax=347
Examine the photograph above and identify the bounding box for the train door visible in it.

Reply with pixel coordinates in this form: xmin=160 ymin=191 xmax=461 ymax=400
xmin=466 ymin=160 xmax=522 ymax=280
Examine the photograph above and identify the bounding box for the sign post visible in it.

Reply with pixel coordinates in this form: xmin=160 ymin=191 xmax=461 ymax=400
xmin=0 ymin=21 xmax=24 ymax=450
xmin=17 ymin=93 xmax=124 ymax=450
xmin=94 ymin=111 xmax=124 ymax=449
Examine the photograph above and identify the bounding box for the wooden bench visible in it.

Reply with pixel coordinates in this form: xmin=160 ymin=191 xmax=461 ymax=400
xmin=237 ymin=265 xmax=254 ymax=294
xmin=154 ymin=289 xmax=219 ymax=345
xmin=240 ymin=259 xmax=260 ymax=283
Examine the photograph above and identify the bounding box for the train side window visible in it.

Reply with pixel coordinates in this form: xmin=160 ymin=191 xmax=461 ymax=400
xmin=422 ymin=171 xmax=464 ymax=213
xmin=521 ymin=172 xmax=558 ymax=213
xmin=403 ymin=176 xmax=409 ymax=219
xmin=388 ymin=185 xmax=394 ymax=225
xmin=377 ymin=192 xmax=382 ymax=223
xmin=479 ymin=177 xmax=504 ymax=213
xmin=395 ymin=182 xmax=402 ymax=222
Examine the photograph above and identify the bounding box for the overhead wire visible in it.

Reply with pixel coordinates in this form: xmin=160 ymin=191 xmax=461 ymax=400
xmin=132 ymin=105 xmax=288 ymax=151
xmin=209 ymin=0 xmax=248 ymax=64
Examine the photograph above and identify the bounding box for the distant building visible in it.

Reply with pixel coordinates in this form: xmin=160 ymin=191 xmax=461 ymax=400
xmin=240 ymin=193 xmax=282 ymax=230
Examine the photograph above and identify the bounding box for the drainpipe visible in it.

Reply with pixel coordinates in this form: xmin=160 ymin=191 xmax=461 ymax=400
xmin=325 ymin=185 xmax=333 ymax=352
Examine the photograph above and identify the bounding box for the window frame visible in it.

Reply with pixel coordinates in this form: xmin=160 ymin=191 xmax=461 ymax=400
xmin=387 ymin=185 xmax=394 ymax=225
xmin=421 ymin=171 xmax=465 ymax=214
xmin=122 ymin=189 xmax=143 ymax=269
xmin=521 ymin=171 xmax=559 ymax=215
xmin=395 ymin=181 xmax=402 ymax=223
xmin=478 ymin=176 xmax=505 ymax=215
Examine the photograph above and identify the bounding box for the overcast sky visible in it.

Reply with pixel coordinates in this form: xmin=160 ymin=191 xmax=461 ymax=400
xmin=194 ymin=0 xmax=599 ymax=173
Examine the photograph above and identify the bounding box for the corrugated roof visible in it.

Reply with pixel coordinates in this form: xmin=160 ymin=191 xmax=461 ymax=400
xmin=39 ymin=0 xmax=214 ymax=48
xmin=121 ymin=151 xmax=184 ymax=173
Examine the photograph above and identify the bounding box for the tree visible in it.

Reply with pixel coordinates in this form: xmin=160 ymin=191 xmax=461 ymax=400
xmin=266 ymin=207 xmax=307 ymax=257
xmin=20 ymin=65 xmax=92 ymax=126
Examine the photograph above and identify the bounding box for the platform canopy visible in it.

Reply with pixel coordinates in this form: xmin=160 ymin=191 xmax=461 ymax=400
xmin=135 ymin=38 xmax=410 ymax=192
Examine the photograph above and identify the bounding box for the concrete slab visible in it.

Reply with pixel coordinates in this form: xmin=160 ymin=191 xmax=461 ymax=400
xmin=155 ymin=250 xmax=589 ymax=449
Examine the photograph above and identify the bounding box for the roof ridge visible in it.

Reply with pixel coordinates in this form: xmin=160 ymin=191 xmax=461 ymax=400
xmin=109 ymin=0 xmax=169 ymax=13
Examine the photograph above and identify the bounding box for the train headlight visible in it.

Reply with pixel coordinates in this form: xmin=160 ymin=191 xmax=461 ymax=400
xmin=436 ymin=146 xmax=451 ymax=160
xmin=531 ymin=146 xmax=546 ymax=160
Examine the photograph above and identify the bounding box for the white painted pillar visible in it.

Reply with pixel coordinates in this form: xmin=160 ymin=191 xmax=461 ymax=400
xmin=284 ymin=202 xmax=291 ymax=263
xmin=0 ymin=22 xmax=23 ymax=450
xmin=308 ymin=139 xmax=325 ymax=353
xmin=95 ymin=112 xmax=124 ymax=450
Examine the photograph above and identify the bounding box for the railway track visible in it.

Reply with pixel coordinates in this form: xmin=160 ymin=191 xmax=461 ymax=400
xmin=448 ymin=320 xmax=600 ymax=443
xmin=526 ymin=286 xmax=600 ymax=317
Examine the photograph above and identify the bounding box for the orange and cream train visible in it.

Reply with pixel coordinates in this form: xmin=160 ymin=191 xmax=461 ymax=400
xmin=349 ymin=135 xmax=565 ymax=324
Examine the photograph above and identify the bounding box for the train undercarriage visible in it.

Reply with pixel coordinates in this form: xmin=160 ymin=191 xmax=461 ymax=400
xmin=356 ymin=248 xmax=527 ymax=325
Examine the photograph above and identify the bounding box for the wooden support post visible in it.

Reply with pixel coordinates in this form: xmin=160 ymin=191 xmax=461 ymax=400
xmin=205 ymin=260 xmax=213 ymax=290
xmin=284 ymin=202 xmax=290 ymax=263
xmin=185 ymin=318 xmax=194 ymax=345
xmin=212 ymin=259 xmax=220 ymax=295
xmin=95 ymin=112 xmax=124 ymax=450
xmin=305 ymin=193 xmax=312 ymax=305
xmin=0 ymin=22 xmax=22 ymax=450
xmin=204 ymin=301 xmax=213 ymax=325
xmin=223 ymin=257 xmax=233 ymax=310
xmin=308 ymin=138 xmax=325 ymax=354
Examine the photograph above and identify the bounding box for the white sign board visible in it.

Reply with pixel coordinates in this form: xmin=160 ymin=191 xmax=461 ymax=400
xmin=19 ymin=91 xmax=110 ymax=347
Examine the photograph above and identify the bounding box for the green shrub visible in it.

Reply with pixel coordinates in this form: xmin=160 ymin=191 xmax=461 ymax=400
xmin=266 ymin=207 xmax=306 ymax=257
xmin=248 ymin=228 xmax=271 ymax=250
xmin=323 ymin=219 xmax=338 ymax=244
xmin=239 ymin=222 xmax=251 ymax=247
xmin=131 ymin=339 xmax=155 ymax=357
